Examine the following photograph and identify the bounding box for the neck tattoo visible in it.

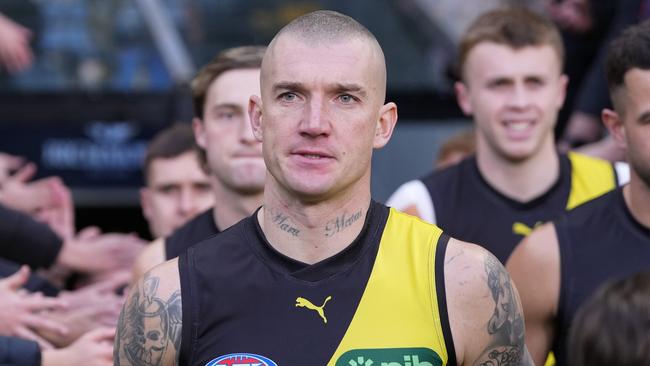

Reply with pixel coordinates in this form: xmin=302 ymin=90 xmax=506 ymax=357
xmin=269 ymin=209 xmax=300 ymax=237
xmin=324 ymin=210 xmax=363 ymax=238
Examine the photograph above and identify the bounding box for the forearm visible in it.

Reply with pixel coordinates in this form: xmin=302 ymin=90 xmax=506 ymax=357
xmin=0 ymin=205 xmax=63 ymax=269
xmin=0 ymin=336 xmax=41 ymax=366
xmin=0 ymin=257 xmax=60 ymax=296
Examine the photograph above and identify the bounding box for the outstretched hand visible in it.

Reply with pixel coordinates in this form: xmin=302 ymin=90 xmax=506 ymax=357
xmin=0 ymin=160 xmax=76 ymax=239
xmin=0 ymin=266 xmax=68 ymax=349
xmin=0 ymin=13 xmax=33 ymax=74
xmin=38 ymin=273 xmax=128 ymax=347
xmin=42 ymin=327 xmax=115 ymax=366
xmin=58 ymin=228 xmax=147 ymax=274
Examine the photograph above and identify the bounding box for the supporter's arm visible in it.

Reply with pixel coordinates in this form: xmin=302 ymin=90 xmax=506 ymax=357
xmin=0 ymin=161 xmax=75 ymax=240
xmin=42 ymin=328 xmax=114 ymax=366
xmin=0 ymin=204 xmax=63 ymax=269
xmin=0 ymin=206 xmax=144 ymax=281
xmin=0 ymin=335 xmax=41 ymax=366
xmin=56 ymin=227 xmax=146 ymax=275
xmin=38 ymin=274 xmax=127 ymax=347
xmin=115 ymin=259 xmax=181 ymax=366
xmin=0 ymin=152 xmax=24 ymax=182
xmin=0 ymin=257 xmax=60 ymax=296
xmin=1 ymin=328 xmax=115 ymax=366
xmin=445 ymin=239 xmax=533 ymax=365
xmin=506 ymin=224 xmax=561 ymax=366
xmin=0 ymin=12 xmax=33 ymax=74
xmin=0 ymin=266 xmax=67 ymax=349
xmin=130 ymin=237 xmax=166 ymax=286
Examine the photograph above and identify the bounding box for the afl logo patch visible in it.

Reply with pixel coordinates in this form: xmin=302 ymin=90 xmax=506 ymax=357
xmin=205 ymin=353 xmax=278 ymax=366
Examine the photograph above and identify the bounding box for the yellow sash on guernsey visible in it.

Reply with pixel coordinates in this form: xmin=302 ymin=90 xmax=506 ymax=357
xmin=328 ymin=209 xmax=451 ymax=366
xmin=566 ymin=152 xmax=616 ymax=210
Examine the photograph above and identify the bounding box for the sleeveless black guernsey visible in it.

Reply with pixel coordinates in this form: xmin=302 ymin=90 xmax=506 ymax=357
xmin=165 ymin=208 xmax=220 ymax=260
xmin=178 ymin=201 xmax=456 ymax=365
xmin=421 ymin=153 xmax=617 ymax=263
xmin=553 ymin=187 xmax=650 ymax=365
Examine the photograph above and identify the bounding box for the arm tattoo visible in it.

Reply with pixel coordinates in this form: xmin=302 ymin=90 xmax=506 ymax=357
xmin=114 ymin=274 xmax=182 ymax=366
xmin=324 ymin=210 xmax=362 ymax=237
xmin=474 ymin=255 xmax=531 ymax=366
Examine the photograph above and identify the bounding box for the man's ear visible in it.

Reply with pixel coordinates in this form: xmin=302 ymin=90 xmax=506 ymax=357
xmin=602 ymin=108 xmax=627 ymax=150
xmin=556 ymin=74 xmax=569 ymax=109
xmin=192 ymin=117 xmax=207 ymax=149
xmin=140 ymin=187 xmax=153 ymax=221
xmin=455 ymin=81 xmax=473 ymax=116
xmin=373 ymin=102 xmax=398 ymax=149
xmin=249 ymin=95 xmax=264 ymax=142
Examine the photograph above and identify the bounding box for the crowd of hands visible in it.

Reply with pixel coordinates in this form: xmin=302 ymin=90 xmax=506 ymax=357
xmin=0 ymin=152 xmax=146 ymax=365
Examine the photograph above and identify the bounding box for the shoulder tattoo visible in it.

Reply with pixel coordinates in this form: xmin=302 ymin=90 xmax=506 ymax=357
xmin=114 ymin=274 xmax=182 ymax=366
xmin=474 ymin=254 xmax=532 ymax=366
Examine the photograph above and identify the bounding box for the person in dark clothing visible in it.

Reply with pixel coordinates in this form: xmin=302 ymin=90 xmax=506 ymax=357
xmin=508 ymin=19 xmax=650 ymax=365
xmin=131 ymin=46 xmax=266 ymax=282
xmin=388 ymin=7 xmax=627 ymax=264
xmin=116 ymin=10 xmax=533 ymax=366
xmin=139 ymin=123 xmax=213 ymax=240
xmin=0 ymin=203 xmax=143 ymax=274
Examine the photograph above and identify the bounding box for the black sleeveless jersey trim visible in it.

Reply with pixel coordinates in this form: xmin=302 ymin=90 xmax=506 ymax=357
xmin=165 ymin=207 xmax=220 ymax=260
xmin=435 ymin=234 xmax=456 ymax=366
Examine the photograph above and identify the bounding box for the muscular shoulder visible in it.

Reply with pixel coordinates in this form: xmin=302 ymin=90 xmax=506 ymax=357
xmin=115 ymin=258 xmax=182 ymax=366
xmin=506 ymin=223 xmax=560 ymax=318
xmin=507 ymin=223 xmax=560 ymax=281
xmin=445 ymin=238 xmax=533 ymax=365
xmin=130 ymin=237 xmax=166 ymax=286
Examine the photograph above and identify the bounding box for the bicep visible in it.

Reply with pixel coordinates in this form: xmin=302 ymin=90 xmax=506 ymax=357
xmin=115 ymin=259 xmax=182 ymax=366
xmin=445 ymin=240 xmax=531 ymax=366
xmin=470 ymin=254 xmax=530 ymax=365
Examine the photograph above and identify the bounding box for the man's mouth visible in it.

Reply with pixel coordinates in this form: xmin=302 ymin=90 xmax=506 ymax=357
xmin=503 ymin=119 xmax=535 ymax=132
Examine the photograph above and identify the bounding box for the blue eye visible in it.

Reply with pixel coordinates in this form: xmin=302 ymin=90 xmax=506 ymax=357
xmin=280 ymin=92 xmax=297 ymax=102
xmin=338 ymin=94 xmax=355 ymax=103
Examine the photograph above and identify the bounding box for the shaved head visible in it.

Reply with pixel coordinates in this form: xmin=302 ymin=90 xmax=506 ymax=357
xmin=263 ymin=10 xmax=387 ymax=100
xmin=272 ymin=10 xmax=377 ymax=46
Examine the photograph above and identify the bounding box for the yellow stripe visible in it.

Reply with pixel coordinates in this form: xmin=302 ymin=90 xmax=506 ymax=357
xmin=327 ymin=209 xmax=449 ymax=365
xmin=566 ymin=152 xmax=616 ymax=210
xmin=545 ymin=352 xmax=556 ymax=366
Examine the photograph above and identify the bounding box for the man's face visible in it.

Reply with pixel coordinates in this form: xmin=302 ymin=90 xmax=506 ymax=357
xmin=617 ymin=68 xmax=650 ymax=187
xmin=194 ymin=68 xmax=265 ymax=195
xmin=251 ymin=36 xmax=395 ymax=201
xmin=140 ymin=151 xmax=213 ymax=238
xmin=456 ymin=43 xmax=567 ymax=162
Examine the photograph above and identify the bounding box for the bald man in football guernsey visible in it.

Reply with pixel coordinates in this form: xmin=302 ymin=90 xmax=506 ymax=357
xmin=115 ymin=10 xmax=533 ymax=366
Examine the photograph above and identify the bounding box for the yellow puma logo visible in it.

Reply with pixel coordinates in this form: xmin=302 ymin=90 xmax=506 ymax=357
xmin=295 ymin=296 xmax=332 ymax=324
xmin=512 ymin=221 xmax=543 ymax=236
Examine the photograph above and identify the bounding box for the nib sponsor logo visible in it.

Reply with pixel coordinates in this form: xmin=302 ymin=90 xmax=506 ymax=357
xmin=337 ymin=348 xmax=443 ymax=366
